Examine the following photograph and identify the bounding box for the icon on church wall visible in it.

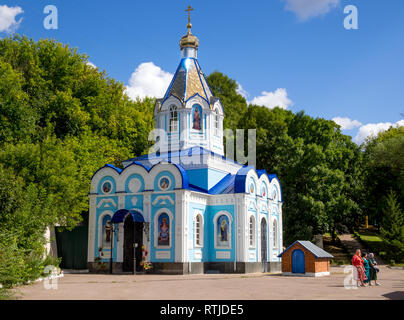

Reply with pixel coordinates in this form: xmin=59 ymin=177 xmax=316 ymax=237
xmin=192 ymin=105 xmax=202 ymax=130
xmin=249 ymin=182 xmax=255 ymax=194
xmin=158 ymin=213 xmax=170 ymax=246
xmin=217 ymin=215 xmax=229 ymax=247
xmin=102 ymin=181 xmax=112 ymax=194
xmin=102 ymin=216 xmax=112 ymax=247
xmin=271 ymin=188 xmax=277 ymax=201
xmin=159 ymin=177 xmax=170 ymax=190
xmin=262 ymin=185 xmax=267 ymax=197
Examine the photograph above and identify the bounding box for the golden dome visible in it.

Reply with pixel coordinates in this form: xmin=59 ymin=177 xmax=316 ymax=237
xmin=180 ymin=29 xmax=199 ymax=50
xmin=180 ymin=6 xmax=199 ymax=50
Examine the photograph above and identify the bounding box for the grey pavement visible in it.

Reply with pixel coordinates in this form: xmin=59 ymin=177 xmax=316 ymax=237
xmin=13 ymin=266 xmax=404 ymax=300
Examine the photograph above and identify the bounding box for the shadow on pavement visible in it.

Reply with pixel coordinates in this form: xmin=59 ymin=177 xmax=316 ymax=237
xmin=382 ymin=291 xmax=404 ymax=300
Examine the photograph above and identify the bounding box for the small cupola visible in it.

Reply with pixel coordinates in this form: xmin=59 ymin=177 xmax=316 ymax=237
xmin=180 ymin=6 xmax=199 ymax=59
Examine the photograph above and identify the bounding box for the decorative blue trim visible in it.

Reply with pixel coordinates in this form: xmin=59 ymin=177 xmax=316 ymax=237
xmin=111 ymin=209 xmax=144 ymax=224
xmin=185 ymin=92 xmax=210 ymax=106
xmin=163 ymin=60 xmax=183 ymax=102
xmin=91 ymin=164 xmax=122 ymax=180
xmin=234 ymin=166 xmax=255 ymax=193
xmin=92 ymin=160 xmax=189 ymax=190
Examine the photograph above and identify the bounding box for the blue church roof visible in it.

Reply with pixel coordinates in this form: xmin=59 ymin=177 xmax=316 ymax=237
xmin=124 ymin=146 xmax=241 ymax=165
xmin=163 ymin=57 xmax=214 ymax=108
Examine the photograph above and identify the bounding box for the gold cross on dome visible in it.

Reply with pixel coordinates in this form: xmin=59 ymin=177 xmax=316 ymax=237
xmin=185 ymin=5 xmax=194 ymax=25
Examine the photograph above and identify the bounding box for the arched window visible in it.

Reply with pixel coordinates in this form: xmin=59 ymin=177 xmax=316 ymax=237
xmin=273 ymin=219 xmax=278 ymax=249
xmin=249 ymin=216 xmax=255 ymax=247
xmin=214 ymin=109 xmax=219 ymax=135
xmin=169 ymin=106 xmax=178 ymax=132
xmin=195 ymin=214 xmax=203 ymax=247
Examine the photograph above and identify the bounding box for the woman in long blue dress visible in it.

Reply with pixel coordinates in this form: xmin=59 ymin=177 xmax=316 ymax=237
xmin=362 ymin=252 xmax=371 ymax=285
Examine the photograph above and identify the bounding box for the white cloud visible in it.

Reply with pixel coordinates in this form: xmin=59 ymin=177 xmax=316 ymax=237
xmin=283 ymin=0 xmax=339 ymax=21
xmin=250 ymin=88 xmax=293 ymax=109
xmin=353 ymin=120 xmax=404 ymax=144
xmin=332 ymin=117 xmax=362 ymax=130
xmin=236 ymin=82 xmax=249 ymax=99
xmin=87 ymin=61 xmax=96 ymax=68
xmin=125 ymin=62 xmax=173 ymax=100
xmin=0 ymin=5 xmax=23 ymax=32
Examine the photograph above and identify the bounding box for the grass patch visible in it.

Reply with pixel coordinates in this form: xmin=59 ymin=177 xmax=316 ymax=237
xmin=354 ymin=229 xmax=383 ymax=251
xmin=353 ymin=227 xmax=390 ymax=263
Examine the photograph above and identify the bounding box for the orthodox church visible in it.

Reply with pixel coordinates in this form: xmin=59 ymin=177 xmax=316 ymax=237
xmin=87 ymin=7 xmax=283 ymax=274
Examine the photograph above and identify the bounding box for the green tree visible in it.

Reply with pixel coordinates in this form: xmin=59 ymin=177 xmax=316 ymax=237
xmin=380 ymin=190 xmax=404 ymax=262
xmin=364 ymin=126 xmax=404 ymax=226
xmin=206 ymin=71 xmax=248 ymax=130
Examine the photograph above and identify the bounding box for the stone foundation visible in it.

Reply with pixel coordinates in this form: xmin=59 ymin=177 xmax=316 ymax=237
xmin=87 ymin=261 xmax=282 ymax=275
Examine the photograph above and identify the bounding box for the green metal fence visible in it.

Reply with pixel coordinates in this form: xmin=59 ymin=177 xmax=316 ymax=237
xmin=55 ymin=226 xmax=88 ymax=270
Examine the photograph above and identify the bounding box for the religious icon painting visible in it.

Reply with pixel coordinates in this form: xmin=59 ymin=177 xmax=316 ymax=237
xmin=192 ymin=105 xmax=202 ymax=130
xmin=102 ymin=181 xmax=112 ymax=194
xmin=249 ymin=182 xmax=255 ymax=195
xmin=102 ymin=215 xmax=112 ymax=247
xmin=158 ymin=213 xmax=170 ymax=246
xmin=216 ymin=215 xmax=229 ymax=247
xmin=262 ymin=185 xmax=267 ymax=198
xmin=271 ymin=188 xmax=277 ymax=201
xmin=159 ymin=177 xmax=170 ymax=190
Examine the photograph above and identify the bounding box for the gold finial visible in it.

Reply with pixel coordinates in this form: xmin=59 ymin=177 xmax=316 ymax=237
xmin=180 ymin=5 xmax=199 ymax=50
xmin=185 ymin=5 xmax=194 ymax=33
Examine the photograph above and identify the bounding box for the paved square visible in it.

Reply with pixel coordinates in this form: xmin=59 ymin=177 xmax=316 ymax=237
xmin=14 ymin=266 xmax=404 ymax=300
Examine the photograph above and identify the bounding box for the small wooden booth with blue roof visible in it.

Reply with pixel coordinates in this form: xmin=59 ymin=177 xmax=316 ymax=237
xmin=278 ymin=240 xmax=333 ymax=277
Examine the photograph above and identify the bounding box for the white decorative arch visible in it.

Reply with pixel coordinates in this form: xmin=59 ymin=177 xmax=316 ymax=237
xmin=213 ymin=210 xmax=233 ymax=249
xmin=119 ymin=163 xmax=148 ymax=193
xmin=259 ymin=174 xmax=270 ymax=199
xmin=245 ymin=169 xmax=260 ymax=195
xmin=185 ymin=95 xmax=209 ymax=111
xmin=269 ymin=178 xmax=282 ymax=202
xmin=90 ymin=167 xmax=120 ymax=194
xmin=153 ymin=208 xmax=174 ymax=249
xmin=193 ymin=210 xmax=204 ymax=248
xmin=161 ymin=96 xmax=182 ymax=112
xmin=148 ymin=162 xmax=183 ymax=190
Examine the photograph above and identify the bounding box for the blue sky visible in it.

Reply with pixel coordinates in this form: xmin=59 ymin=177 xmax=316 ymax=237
xmin=1 ymin=0 xmax=403 ymax=143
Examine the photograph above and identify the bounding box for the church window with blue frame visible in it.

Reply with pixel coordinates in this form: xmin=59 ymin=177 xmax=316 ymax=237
xmin=273 ymin=219 xmax=278 ymax=249
xmin=214 ymin=108 xmax=219 ymax=136
xmin=169 ymin=105 xmax=178 ymax=132
xmin=194 ymin=213 xmax=203 ymax=247
xmin=249 ymin=216 xmax=255 ymax=247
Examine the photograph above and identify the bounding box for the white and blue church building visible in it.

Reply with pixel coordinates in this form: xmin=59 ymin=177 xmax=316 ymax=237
xmin=87 ymin=13 xmax=283 ymax=274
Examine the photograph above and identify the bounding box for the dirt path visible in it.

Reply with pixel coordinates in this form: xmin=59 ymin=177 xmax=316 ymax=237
xmin=338 ymin=233 xmax=384 ymax=265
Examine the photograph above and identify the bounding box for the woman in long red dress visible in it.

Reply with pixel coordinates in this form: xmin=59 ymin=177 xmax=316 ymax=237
xmin=352 ymin=249 xmax=367 ymax=287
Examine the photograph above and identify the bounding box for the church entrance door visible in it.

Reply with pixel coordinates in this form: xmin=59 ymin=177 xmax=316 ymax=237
xmin=134 ymin=222 xmax=144 ymax=272
xmin=123 ymin=214 xmax=134 ymax=272
xmin=261 ymin=219 xmax=268 ymax=273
